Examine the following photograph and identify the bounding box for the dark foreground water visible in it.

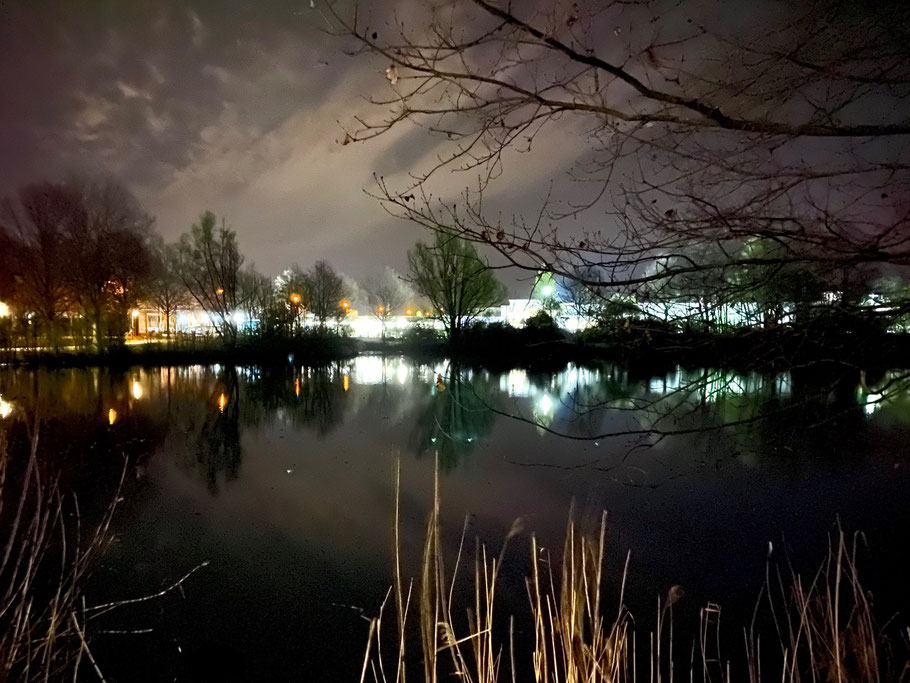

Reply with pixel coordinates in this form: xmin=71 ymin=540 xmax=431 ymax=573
xmin=1 ymin=357 xmax=909 ymax=681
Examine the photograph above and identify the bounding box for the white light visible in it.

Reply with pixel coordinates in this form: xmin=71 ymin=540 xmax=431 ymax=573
xmin=864 ymin=392 xmax=883 ymax=416
xmin=232 ymin=310 xmax=246 ymax=325
xmin=0 ymin=301 xmax=9 ymax=317
xmin=397 ymin=363 xmax=408 ymax=385
xmin=131 ymin=381 xmax=143 ymax=400
xmin=538 ymin=394 xmax=553 ymax=414
xmin=542 ymin=285 xmax=554 ymax=297
xmin=0 ymin=396 xmax=12 ymax=419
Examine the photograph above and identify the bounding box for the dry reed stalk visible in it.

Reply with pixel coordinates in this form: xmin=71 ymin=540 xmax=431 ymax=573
xmin=1 ymin=421 xmax=208 ymax=681
xmin=362 ymin=463 xmax=908 ymax=683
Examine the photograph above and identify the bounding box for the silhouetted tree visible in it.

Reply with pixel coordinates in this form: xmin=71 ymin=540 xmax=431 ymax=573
xmin=336 ymin=0 xmax=910 ymax=330
xmin=146 ymin=236 xmax=191 ymax=341
xmin=408 ymin=231 xmax=506 ymax=343
xmin=237 ymin=268 xmax=273 ymax=335
xmin=0 ymin=183 xmax=84 ymax=349
xmin=67 ymin=179 xmax=153 ymax=350
xmin=363 ymin=266 xmax=414 ymax=338
xmin=176 ymin=211 xmax=243 ymax=346
xmin=306 ymin=260 xmax=346 ymax=328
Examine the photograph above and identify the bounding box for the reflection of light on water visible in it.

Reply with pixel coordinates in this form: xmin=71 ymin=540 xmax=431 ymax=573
xmin=501 ymin=369 xmax=530 ymax=397
xmin=131 ymin=380 xmax=143 ymax=400
xmin=0 ymin=395 xmax=13 ymax=419
xmin=538 ymin=393 xmax=553 ymax=414
xmin=397 ymin=362 xmax=409 ymax=385
xmin=218 ymin=393 xmax=228 ymax=412
xmin=864 ymin=392 xmax=883 ymax=415
xmin=294 ymin=378 xmax=300 ymax=397
xmin=351 ymin=356 xmax=385 ymax=384
xmin=342 ymin=374 xmax=350 ymax=392
xmin=108 ymin=408 xmax=117 ymax=425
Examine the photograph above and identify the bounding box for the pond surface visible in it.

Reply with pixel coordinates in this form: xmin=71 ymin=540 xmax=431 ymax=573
xmin=1 ymin=357 xmax=909 ymax=681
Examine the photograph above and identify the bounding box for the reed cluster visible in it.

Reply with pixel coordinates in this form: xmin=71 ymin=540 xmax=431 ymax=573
xmin=361 ymin=463 xmax=909 ymax=683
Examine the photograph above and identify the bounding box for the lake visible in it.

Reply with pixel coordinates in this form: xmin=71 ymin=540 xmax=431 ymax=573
xmin=1 ymin=356 xmax=909 ymax=681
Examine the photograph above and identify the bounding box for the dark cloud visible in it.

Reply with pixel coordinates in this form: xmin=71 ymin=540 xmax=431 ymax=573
xmin=0 ymin=0 xmax=584 ymax=292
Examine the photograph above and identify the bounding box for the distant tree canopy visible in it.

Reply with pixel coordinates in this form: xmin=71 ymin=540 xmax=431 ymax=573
xmin=0 ymin=179 xmax=153 ymax=350
xmin=408 ymin=231 xmax=506 ymax=343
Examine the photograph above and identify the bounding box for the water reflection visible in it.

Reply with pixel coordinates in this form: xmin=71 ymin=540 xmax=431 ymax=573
xmin=2 ymin=357 xmax=909 ymax=680
xmin=2 ymin=358 xmax=908 ymax=488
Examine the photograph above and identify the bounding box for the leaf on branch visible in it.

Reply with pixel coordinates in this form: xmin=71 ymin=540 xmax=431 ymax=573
xmin=385 ymin=64 xmax=399 ymax=85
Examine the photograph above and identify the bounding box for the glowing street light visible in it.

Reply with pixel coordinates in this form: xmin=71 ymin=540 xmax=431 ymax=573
xmin=216 ymin=287 xmax=224 ymax=295
xmin=108 ymin=408 xmax=118 ymax=425
xmin=405 ymin=308 xmax=413 ymax=315
xmin=340 ymin=299 xmax=350 ymax=309
xmin=290 ymin=293 xmax=301 ymax=304
xmin=377 ymin=305 xmax=384 ymax=314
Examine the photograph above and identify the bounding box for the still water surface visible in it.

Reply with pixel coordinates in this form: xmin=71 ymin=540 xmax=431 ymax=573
xmin=1 ymin=357 xmax=909 ymax=680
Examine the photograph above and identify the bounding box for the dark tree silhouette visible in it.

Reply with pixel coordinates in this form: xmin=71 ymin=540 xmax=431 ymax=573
xmin=334 ymin=0 xmax=910 ymax=325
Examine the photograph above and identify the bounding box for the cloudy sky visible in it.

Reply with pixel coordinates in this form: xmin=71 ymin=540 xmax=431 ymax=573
xmin=0 ymin=0 xmax=588 ymax=290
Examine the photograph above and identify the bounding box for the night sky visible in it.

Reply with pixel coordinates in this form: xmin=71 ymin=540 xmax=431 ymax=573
xmin=0 ymin=0 xmax=586 ymax=288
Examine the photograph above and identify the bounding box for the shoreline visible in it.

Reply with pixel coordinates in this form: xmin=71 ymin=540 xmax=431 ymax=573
xmin=3 ymin=327 xmax=910 ymax=374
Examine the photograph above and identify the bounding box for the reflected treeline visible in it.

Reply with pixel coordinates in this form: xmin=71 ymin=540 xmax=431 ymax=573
xmin=410 ymin=364 xmax=499 ymax=470
xmin=0 ymin=366 xmax=168 ymax=519
xmin=2 ymin=357 xmax=909 ymax=492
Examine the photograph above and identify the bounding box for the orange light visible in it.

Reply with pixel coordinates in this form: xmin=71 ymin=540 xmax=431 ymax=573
xmin=342 ymin=374 xmax=350 ymax=392
xmin=340 ymin=299 xmax=350 ymax=309
xmin=377 ymin=305 xmax=384 ymax=313
xmin=294 ymin=378 xmax=300 ymax=397
xmin=290 ymin=293 xmax=301 ymax=304
xmin=108 ymin=408 xmax=117 ymax=425
xmin=405 ymin=308 xmax=413 ymax=315
xmin=216 ymin=287 xmax=224 ymax=295
xmin=218 ymin=393 xmax=228 ymax=412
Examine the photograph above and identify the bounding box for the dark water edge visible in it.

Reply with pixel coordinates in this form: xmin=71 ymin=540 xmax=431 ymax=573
xmin=5 ymin=326 xmax=910 ymax=373
xmin=1 ymin=357 xmax=909 ymax=681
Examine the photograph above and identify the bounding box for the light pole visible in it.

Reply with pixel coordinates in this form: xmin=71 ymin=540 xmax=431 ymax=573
xmin=290 ymin=293 xmax=302 ymax=334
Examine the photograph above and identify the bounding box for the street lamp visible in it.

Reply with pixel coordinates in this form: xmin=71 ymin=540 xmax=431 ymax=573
xmin=290 ymin=293 xmax=301 ymax=304
xmin=216 ymin=287 xmax=224 ymax=296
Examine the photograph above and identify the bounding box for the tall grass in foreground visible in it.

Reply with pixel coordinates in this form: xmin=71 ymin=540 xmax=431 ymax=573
xmin=0 ymin=424 xmax=123 ymax=680
xmin=0 ymin=423 xmax=207 ymax=681
xmin=361 ymin=462 xmax=910 ymax=683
